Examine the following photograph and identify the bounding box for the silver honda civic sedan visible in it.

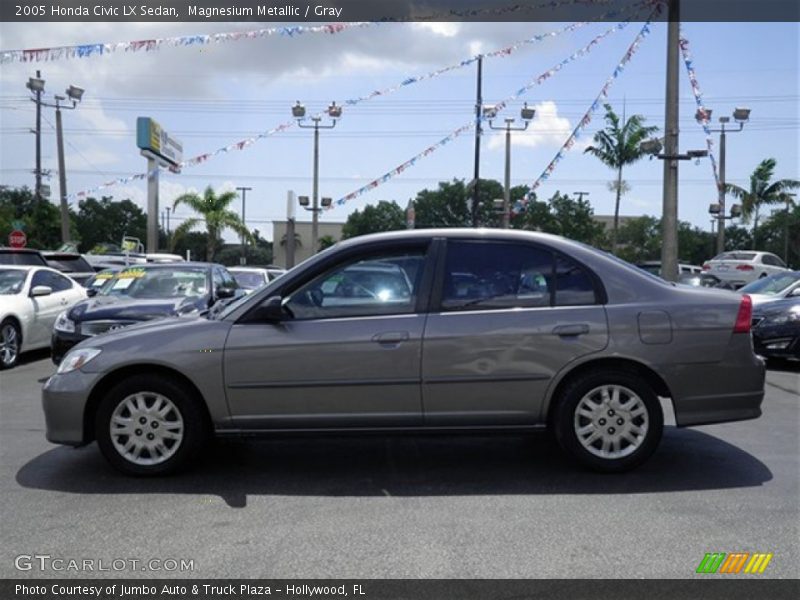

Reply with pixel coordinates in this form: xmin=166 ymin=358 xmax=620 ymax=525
xmin=42 ymin=229 xmax=765 ymax=475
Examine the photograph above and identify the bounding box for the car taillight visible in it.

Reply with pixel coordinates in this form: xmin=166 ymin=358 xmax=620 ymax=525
xmin=736 ymin=264 xmax=754 ymax=271
xmin=702 ymin=263 xmax=710 ymax=271
xmin=733 ymin=294 xmax=752 ymax=333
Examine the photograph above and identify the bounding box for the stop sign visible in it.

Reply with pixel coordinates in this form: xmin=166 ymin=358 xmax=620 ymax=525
xmin=8 ymin=230 xmax=27 ymax=248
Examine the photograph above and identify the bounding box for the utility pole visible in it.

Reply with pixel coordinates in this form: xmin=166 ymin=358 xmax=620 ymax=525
xmin=28 ymin=70 xmax=43 ymax=203
xmin=237 ymin=186 xmax=252 ymax=265
xmin=165 ymin=206 xmax=171 ymax=246
xmin=54 ymin=97 xmax=71 ymax=243
xmin=573 ymin=191 xmax=590 ymax=203
xmin=787 ymin=193 xmax=796 ymax=265
xmin=286 ymin=190 xmax=296 ymax=269
xmin=471 ymin=55 xmax=483 ymax=228
xmin=660 ymin=0 xmax=680 ymax=282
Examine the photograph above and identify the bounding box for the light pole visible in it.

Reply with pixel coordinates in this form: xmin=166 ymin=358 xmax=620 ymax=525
xmin=27 ymin=78 xmax=84 ymax=243
xmin=236 ymin=186 xmax=252 ymax=264
xmin=293 ymin=101 xmax=341 ymax=254
xmin=26 ymin=72 xmax=44 ymax=203
xmin=786 ymin=193 xmax=796 ymax=265
xmin=698 ymin=107 xmax=751 ymax=254
xmin=165 ymin=206 xmax=171 ymax=247
xmin=485 ymin=103 xmax=535 ymax=228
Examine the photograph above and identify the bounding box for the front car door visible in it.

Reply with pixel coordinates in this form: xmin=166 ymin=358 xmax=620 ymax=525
xmin=421 ymin=239 xmax=609 ymax=426
xmin=222 ymin=241 xmax=434 ymax=429
xmin=27 ymin=269 xmax=72 ymax=346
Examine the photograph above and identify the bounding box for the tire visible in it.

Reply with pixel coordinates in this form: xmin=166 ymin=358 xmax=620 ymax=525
xmin=95 ymin=374 xmax=209 ymax=476
xmin=0 ymin=319 xmax=21 ymax=370
xmin=553 ymin=370 xmax=663 ymax=473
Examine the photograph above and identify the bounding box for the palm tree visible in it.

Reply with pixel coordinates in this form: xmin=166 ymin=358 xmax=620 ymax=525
xmin=171 ymin=186 xmax=255 ymax=261
xmin=725 ymin=158 xmax=799 ymax=248
xmin=584 ymin=104 xmax=658 ymax=252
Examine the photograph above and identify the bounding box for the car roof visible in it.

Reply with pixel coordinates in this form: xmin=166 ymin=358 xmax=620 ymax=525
xmin=118 ymin=261 xmax=220 ymax=269
xmin=0 ymin=247 xmax=44 ymax=253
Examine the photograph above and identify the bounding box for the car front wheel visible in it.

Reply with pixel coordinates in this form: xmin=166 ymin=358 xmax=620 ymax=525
xmin=95 ymin=374 xmax=208 ymax=476
xmin=554 ymin=370 xmax=663 ymax=472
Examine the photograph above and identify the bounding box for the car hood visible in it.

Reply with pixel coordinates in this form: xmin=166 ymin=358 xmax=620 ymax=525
xmin=752 ymin=297 xmax=800 ymax=318
xmin=67 ymin=294 xmax=206 ymax=322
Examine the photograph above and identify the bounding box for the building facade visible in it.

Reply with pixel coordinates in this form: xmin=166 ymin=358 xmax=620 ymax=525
xmin=272 ymin=220 xmax=345 ymax=268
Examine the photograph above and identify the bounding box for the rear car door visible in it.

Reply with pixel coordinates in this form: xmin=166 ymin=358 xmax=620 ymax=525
xmin=222 ymin=242 xmax=434 ymax=429
xmin=28 ymin=270 xmax=72 ymax=346
xmin=421 ymin=239 xmax=609 ymax=426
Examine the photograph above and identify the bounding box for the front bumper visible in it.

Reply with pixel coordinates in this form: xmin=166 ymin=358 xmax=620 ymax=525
xmin=51 ymin=330 xmax=89 ymax=365
xmin=41 ymin=368 xmax=100 ymax=446
xmin=753 ymin=333 xmax=800 ymax=360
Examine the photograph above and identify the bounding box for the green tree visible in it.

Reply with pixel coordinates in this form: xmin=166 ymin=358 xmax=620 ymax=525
xmin=171 ymin=231 xmax=218 ymax=262
xmin=724 ymin=158 xmax=799 ymax=248
xmin=723 ymin=225 xmax=753 ymax=253
xmin=584 ymin=104 xmax=658 ymax=252
xmin=317 ymin=235 xmax=337 ymax=251
xmin=511 ymin=191 xmax=606 ymax=247
xmin=171 ymin=186 xmax=255 ymax=261
xmin=413 ymin=179 xmax=516 ymax=228
xmin=754 ymin=204 xmax=800 ymax=268
xmin=615 ymin=216 xmax=661 ymax=264
xmin=342 ymin=200 xmax=406 ymax=239
xmin=0 ymin=186 xmax=64 ymax=249
xmin=74 ymin=196 xmax=147 ymax=253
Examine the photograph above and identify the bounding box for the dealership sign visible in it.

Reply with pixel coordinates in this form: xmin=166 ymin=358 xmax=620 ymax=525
xmin=136 ymin=117 xmax=183 ymax=168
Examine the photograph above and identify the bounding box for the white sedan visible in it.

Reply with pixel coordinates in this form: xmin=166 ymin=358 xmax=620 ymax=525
xmin=0 ymin=266 xmax=87 ymax=369
xmin=702 ymin=251 xmax=790 ymax=288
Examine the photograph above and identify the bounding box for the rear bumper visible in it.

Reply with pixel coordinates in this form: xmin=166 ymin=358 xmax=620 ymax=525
xmin=666 ymin=334 xmax=766 ymax=427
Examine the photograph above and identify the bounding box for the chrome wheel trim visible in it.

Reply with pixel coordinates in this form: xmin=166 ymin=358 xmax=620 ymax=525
xmin=0 ymin=323 xmax=19 ymax=367
xmin=573 ymin=384 xmax=649 ymax=460
xmin=110 ymin=392 xmax=184 ymax=466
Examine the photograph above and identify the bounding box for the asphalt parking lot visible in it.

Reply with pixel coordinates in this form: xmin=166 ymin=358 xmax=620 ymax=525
xmin=1 ymin=352 xmax=798 ymax=579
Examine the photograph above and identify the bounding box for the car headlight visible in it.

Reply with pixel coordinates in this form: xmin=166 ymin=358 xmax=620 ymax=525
xmin=56 ymin=347 xmax=102 ymax=374
xmin=54 ymin=311 xmax=76 ymax=333
xmin=762 ymin=309 xmax=800 ymax=326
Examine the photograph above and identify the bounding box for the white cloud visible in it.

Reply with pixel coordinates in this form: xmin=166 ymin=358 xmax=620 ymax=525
xmin=487 ymin=101 xmax=572 ymax=151
xmin=413 ymin=23 xmax=461 ymax=37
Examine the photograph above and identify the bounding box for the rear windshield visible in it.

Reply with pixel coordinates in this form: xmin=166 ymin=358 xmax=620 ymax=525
xmin=712 ymin=252 xmax=756 ymax=261
xmin=0 ymin=252 xmax=47 ymax=266
xmin=45 ymin=256 xmax=93 ymax=272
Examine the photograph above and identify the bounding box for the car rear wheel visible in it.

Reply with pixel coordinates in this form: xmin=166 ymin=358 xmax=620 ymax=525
xmin=95 ymin=374 xmax=208 ymax=476
xmin=0 ymin=319 xmax=21 ymax=370
xmin=553 ymin=370 xmax=663 ymax=472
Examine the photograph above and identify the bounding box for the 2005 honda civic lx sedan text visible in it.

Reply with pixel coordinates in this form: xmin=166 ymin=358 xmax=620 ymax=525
xmin=42 ymin=230 xmax=765 ymax=475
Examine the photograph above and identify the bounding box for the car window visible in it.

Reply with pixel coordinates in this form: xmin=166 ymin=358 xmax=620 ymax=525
xmin=232 ymin=271 xmax=267 ymax=290
xmin=740 ymin=273 xmax=799 ymax=295
xmin=284 ymin=251 xmax=425 ymax=320
xmin=44 ymin=255 xmax=93 ymax=272
xmin=0 ymin=269 xmax=27 ymax=294
xmin=714 ymin=252 xmax=756 ymax=261
xmin=0 ymin=252 xmax=46 ymax=266
xmin=554 ymin=255 xmax=598 ymax=306
xmin=31 ymin=270 xmax=72 ymax=292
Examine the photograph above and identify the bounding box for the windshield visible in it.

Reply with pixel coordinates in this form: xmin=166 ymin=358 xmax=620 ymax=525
xmin=45 ymin=256 xmax=93 ymax=272
xmin=232 ymin=271 xmax=267 ymax=290
xmin=740 ymin=272 xmax=800 ymax=295
xmin=100 ymin=267 xmax=208 ymax=299
xmin=0 ymin=252 xmax=46 ymax=266
xmin=0 ymin=269 xmax=27 ymax=294
xmin=712 ymin=252 xmax=756 ymax=261
xmin=87 ymin=270 xmax=118 ymax=291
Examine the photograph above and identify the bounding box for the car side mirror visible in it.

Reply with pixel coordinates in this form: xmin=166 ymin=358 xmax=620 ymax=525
xmin=252 ymin=296 xmax=287 ymax=322
xmin=86 ymin=288 xmax=98 ymax=297
xmin=30 ymin=285 xmax=52 ymax=297
xmin=216 ymin=287 xmax=236 ymax=299
xmin=790 ymin=287 xmax=800 ymax=297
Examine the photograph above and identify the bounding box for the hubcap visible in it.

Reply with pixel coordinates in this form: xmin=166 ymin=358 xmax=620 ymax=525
xmin=1 ymin=324 xmax=19 ymax=366
xmin=110 ymin=392 xmax=184 ymax=466
xmin=573 ymin=384 xmax=649 ymax=460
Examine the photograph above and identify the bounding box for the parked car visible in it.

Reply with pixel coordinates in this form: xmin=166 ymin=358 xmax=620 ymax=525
xmin=146 ymin=253 xmax=185 ymax=263
xmin=41 ymin=230 xmax=765 ymax=476
xmin=751 ymin=297 xmax=800 ymax=361
xmin=229 ymin=266 xmax=286 ymax=293
xmin=42 ymin=251 xmax=96 ymax=287
xmin=0 ymin=265 xmax=87 ymax=369
xmin=0 ymin=247 xmax=48 ymax=266
xmin=677 ymin=273 xmax=737 ymax=290
xmin=50 ymin=262 xmax=243 ymax=364
xmin=738 ymin=271 xmax=800 ymax=307
xmin=83 ymin=267 xmax=122 ymax=296
xmin=702 ymin=251 xmax=789 ymax=288
xmin=637 ymin=261 xmax=702 ymax=277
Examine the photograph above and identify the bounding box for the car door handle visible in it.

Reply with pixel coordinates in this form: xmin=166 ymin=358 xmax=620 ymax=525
xmin=372 ymin=331 xmax=410 ymax=345
xmin=552 ymin=324 xmax=590 ymax=337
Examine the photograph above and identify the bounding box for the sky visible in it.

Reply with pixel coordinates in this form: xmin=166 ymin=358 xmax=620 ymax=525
xmin=0 ymin=18 xmax=797 ymax=243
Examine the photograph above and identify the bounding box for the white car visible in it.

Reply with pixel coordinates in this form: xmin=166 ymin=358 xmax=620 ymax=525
xmin=229 ymin=266 xmax=286 ymax=293
xmin=738 ymin=271 xmax=800 ymax=306
xmin=0 ymin=266 xmax=87 ymax=369
xmin=702 ymin=251 xmax=790 ymax=288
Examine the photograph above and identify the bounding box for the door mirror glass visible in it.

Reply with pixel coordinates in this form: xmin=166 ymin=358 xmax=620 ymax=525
xmin=217 ymin=286 xmax=236 ymax=299
xmin=30 ymin=285 xmax=53 ymax=297
xmin=252 ymin=296 xmax=287 ymax=322
xmin=86 ymin=288 xmax=98 ymax=297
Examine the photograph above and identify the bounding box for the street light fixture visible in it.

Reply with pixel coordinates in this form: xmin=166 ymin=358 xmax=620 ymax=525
xmin=293 ymin=101 xmax=342 ymax=254
xmin=27 ymin=74 xmax=85 ymax=243
xmin=700 ymin=107 xmax=751 ymax=254
xmin=486 ymin=103 xmax=536 ymax=228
